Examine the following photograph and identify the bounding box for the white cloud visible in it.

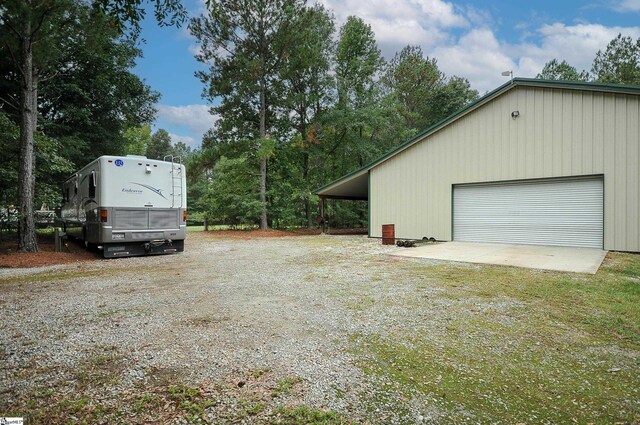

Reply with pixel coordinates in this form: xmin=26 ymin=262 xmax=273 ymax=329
xmin=433 ymin=28 xmax=516 ymax=93
xmin=156 ymin=104 xmax=217 ymax=136
xmin=319 ymin=0 xmax=467 ymax=56
xmin=513 ymin=23 xmax=640 ymax=79
xmin=433 ymin=23 xmax=640 ymax=93
xmin=169 ymin=133 xmax=197 ymax=148
xmin=613 ymin=0 xmax=640 ymax=12
xmin=180 ymin=1 xmax=640 ymax=109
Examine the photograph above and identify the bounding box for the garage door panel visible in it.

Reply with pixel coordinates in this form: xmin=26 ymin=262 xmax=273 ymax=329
xmin=453 ymin=177 xmax=603 ymax=248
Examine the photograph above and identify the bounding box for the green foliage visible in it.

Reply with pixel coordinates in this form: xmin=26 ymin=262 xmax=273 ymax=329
xmin=206 ymin=155 xmax=262 ymax=226
xmin=146 ymin=128 xmax=173 ymax=160
xmin=276 ymin=406 xmax=347 ymax=424
xmin=188 ymin=5 xmax=481 ymax=230
xmin=336 ymin=16 xmax=383 ymax=109
xmin=93 ymin=0 xmax=188 ymax=39
xmin=536 ymin=59 xmax=590 ymax=81
xmin=123 ymin=124 xmax=152 ymax=156
xmin=0 ymin=0 xmax=159 ymax=229
xmin=536 ymin=34 xmax=640 ymax=86
xmin=383 ymin=45 xmax=478 ymax=132
xmin=0 ymin=112 xmax=73 ymax=211
xmin=190 ymin=0 xmax=304 ymax=228
xmin=592 ymin=33 xmax=640 ymax=85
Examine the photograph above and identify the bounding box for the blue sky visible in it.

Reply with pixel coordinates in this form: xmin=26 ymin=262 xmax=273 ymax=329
xmin=133 ymin=0 xmax=640 ymax=149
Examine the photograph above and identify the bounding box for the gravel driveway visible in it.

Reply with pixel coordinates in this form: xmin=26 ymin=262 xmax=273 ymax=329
xmin=0 ymin=233 xmax=403 ymax=423
xmin=1 ymin=233 xmax=639 ymax=424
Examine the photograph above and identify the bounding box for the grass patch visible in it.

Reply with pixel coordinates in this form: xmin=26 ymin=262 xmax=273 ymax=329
xmin=272 ymin=376 xmax=302 ymax=398
xmin=350 ymin=251 xmax=640 ymax=423
xmin=353 ymin=332 xmax=640 ymax=424
xmin=398 ymin=252 xmax=640 ymax=343
xmin=0 ymin=269 xmax=105 ymax=285
xmin=275 ymin=405 xmax=349 ymax=424
xmin=251 ymin=368 xmax=271 ymax=379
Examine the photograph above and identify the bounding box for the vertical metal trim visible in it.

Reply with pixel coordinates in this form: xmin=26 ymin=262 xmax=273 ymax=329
xmin=602 ymin=174 xmax=605 ymax=250
xmin=450 ymin=183 xmax=454 ymax=241
xmin=367 ymin=171 xmax=371 ymax=238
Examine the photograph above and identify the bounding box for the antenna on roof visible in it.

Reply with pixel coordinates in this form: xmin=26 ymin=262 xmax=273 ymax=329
xmin=501 ymin=70 xmax=513 ymax=81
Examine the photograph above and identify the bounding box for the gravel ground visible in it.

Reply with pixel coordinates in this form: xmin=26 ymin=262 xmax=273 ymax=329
xmin=0 ymin=233 xmax=406 ymax=423
xmin=1 ymin=232 xmax=638 ymax=424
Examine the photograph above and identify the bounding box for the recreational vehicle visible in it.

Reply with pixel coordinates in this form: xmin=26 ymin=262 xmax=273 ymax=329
xmin=59 ymin=155 xmax=186 ymax=258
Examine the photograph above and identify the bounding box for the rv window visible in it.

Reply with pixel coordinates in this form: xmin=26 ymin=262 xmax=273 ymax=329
xmin=89 ymin=172 xmax=96 ymax=198
xmin=64 ymin=187 xmax=69 ymax=202
xmin=74 ymin=181 xmax=78 ymax=195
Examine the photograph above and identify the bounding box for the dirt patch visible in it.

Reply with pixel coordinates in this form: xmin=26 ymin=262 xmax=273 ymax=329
xmin=0 ymin=228 xmax=366 ymax=269
xmin=202 ymin=228 xmax=367 ymax=239
xmin=0 ymin=233 xmax=99 ymax=268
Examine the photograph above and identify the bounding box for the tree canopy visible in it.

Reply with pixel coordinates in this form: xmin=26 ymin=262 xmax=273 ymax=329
xmin=537 ymin=34 xmax=640 ymax=85
xmin=0 ymin=0 xmax=168 ymax=250
xmin=188 ymin=2 xmax=479 ymax=230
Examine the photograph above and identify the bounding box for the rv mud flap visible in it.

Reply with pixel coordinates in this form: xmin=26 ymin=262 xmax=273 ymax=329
xmin=103 ymin=239 xmax=184 ymax=258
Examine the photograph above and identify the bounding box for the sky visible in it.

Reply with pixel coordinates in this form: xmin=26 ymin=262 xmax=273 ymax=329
xmin=133 ymin=0 xmax=640 ymax=149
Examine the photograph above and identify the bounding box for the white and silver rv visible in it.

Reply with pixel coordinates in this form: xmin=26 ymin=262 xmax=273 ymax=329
xmin=60 ymin=155 xmax=187 ymax=258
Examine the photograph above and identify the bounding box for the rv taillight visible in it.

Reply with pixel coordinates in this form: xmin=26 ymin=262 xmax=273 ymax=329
xmin=183 ymin=210 xmax=187 ymax=222
xmin=100 ymin=209 xmax=108 ymax=222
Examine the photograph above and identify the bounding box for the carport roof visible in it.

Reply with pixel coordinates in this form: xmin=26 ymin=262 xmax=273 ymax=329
xmin=314 ymin=78 xmax=640 ymax=200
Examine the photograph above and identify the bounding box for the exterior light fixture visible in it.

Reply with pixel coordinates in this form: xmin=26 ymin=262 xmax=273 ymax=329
xmin=511 ymin=110 xmax=520 ymax=119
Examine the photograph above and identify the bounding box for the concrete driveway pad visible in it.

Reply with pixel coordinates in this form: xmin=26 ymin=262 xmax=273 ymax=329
xmin=389 ymin=241 xmax=607 ymax=274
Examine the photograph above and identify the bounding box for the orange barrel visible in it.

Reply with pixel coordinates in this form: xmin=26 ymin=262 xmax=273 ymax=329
xmin=382 ymin=224 xmax=395 ymax=245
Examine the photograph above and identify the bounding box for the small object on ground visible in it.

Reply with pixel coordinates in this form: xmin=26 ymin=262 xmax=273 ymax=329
xmin=397 ymin=240 xmax=416 ymax=248
xmin=607 ymin=367 xmax=621 ymax=373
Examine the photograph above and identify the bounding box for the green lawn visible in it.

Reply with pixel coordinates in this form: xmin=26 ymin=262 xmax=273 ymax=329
xmin=351 ymin=251 xmax=640 ymax=423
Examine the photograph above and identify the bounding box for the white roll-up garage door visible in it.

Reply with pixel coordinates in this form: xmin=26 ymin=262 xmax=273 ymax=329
xmin=453 ymin=177 xmax=603 ymax=248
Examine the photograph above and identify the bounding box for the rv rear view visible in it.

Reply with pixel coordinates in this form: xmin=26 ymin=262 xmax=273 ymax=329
xmin=60 ymin=155 xmax=187 ymax=258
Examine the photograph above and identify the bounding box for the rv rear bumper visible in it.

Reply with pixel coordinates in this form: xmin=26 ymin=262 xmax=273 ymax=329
xmin=102 ymin=239 xmax=184 ymax=258
xmin=99 ymin=226 xmax=187 ymax=244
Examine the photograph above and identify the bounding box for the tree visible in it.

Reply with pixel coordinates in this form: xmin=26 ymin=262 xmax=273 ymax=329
xmin=37 ymin=11 xmax=158 ymax=163
xmin=592 ymin=34 xmax=640 ymax=85
xmin=335 ymin=16 xmax=383 ymax=110
xmin=171 ymin=141 xmax=192 ymax=159
xmin=280 ymin=4 xmax=335 ymax=227
xmin=0 ymin=112 xmax=73 ymax=220
xmin=0 ymin=0 xmax=168 ymax=252
xmin=146 ymin=128 xmax=172 ymax=160
xmin=206 ymin=155 xmax=261 ymax=227
xmin=537 ymin=59 xmax=589 ymax=81
xmin=190 ymin=0 xmax=303 ymax=229
xmin=0 ymin=0 xmax=81 ymax=251
xmin=93 ymin=0 xmax=187 ymax=37
xmin=383 ymin=46 xmax=442 ymax=130
xmin=123 ymin=124 xmax=152 ymax=156
xmin=383 ymin=46 xmax=478 ymax=134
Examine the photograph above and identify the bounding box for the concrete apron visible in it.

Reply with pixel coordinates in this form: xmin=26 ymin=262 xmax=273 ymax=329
xmin=389 ymin=241 xmax=608 ymax=274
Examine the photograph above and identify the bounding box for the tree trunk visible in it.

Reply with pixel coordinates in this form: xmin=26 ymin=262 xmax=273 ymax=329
xmin=303 ymin=151 xmax=312 ymax=228
xmin=18 ymin=15 xmax=38 ymax=252
xmin=259 ymin=76 xmax=268 ymax=230
xmin=300 ymin=116 xmax=312 ymax=228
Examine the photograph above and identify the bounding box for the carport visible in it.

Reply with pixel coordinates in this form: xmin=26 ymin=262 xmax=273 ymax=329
xmin=315 ymin=169 xmax=369 ymax=233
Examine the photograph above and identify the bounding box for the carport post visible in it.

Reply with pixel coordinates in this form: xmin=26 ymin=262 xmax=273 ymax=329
xmin=319 ymin=196 xmax=326 ymax=234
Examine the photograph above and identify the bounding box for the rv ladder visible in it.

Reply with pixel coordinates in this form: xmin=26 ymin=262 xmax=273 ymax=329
xmin=164 ymin=155 xmax=183 ymax=208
